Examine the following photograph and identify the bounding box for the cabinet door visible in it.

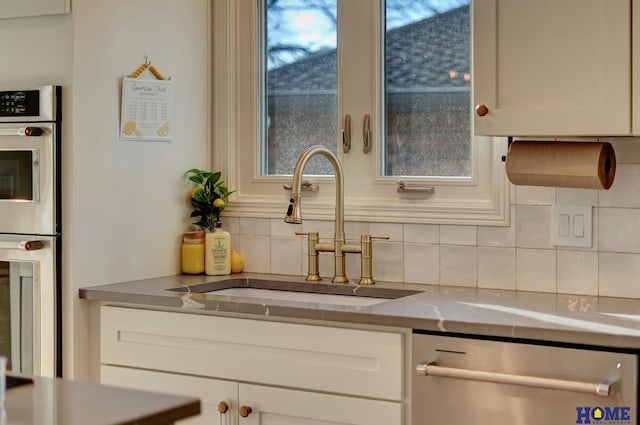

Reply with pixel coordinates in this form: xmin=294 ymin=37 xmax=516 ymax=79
xmin=473 ymin=0 xmax=630 ymax=136
xmin=238 ymin=384 xmax=403 ymax=425
xmin=100 ymin=365 xmax=238 ymax=425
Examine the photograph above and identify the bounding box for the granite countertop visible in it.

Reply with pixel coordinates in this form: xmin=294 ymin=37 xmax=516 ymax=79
xmin=3 ymin=374 xmax=200 ymax=425
xmin=79 ymin=273 xmax=640 ymax=350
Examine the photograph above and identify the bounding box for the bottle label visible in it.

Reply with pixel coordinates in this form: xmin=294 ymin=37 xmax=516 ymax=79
xmin=211 ymin=240 xmax=227 ymax=270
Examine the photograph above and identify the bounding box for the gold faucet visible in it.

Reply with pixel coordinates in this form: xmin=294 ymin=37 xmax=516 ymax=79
xmin=285 ymin=145 xmax=388 ymax=284
xmin=285 ymin=145 xmax=351 ymax=283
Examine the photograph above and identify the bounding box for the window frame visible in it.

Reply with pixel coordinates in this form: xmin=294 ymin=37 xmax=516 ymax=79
xmin=212 ymin=0 xmax=510 ymax=226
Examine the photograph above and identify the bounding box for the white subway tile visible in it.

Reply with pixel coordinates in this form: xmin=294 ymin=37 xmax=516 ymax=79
xmin=372 ymin=242 xmax=404 ymax=283
xmin=599 ymin=252 xmax=640 ymax=298
xmin=599 ymin=165 xmax=640 ymax=208
xmin=440 ymin=225 xmax=477 ymax=246
xmin=345 ymin=221 xmax=369 ymax=241
xmin=238 ymin=235 xmax=271 ymax=273
xmin=404 ymin=224 xmax=439 ymax=244
xmin=515 ymin=186 xmax=556 ymax=205
xmin=516 ymin=206 xmax=553 ymax=249
xmin=478 ymin=206 xmax=516 ymax=247
xmin=230 ymin=235 xmax=240 ymax=253
xmin=271 ymin=218 xmax=299 ymax=237
xmin=605 ymin=138 xmax=640 ymax=164
xmin=317 ymin=252 xmax=335 ymax=281
xmin=556 ymin=251 xmax=598 ymax=295
xmin=440 ymin=246 xmax=477 ymax=287
xmin=599 ymin=208 xmax=640 ymax=253
xmin=556 ymin=188 xmax=598 ymax=206
xmin=478 ymin=247 xmax=516 ymax=290
xmin=270 ymin=237 xmax=302 ymax=276
xmin=302 ymin=220 xmax=334 ymax=238
xmin=403 ymin=244 xmax=439 ymax=284
xmin=516 ymin=248 xmax=556 ymax=293
xmin=345 ymin=251 xmax=362 ymax=283
xmin=239 ymin=218 xmax=270 ymax=236
xmin=222 ymin=217 xmax=240 ymax=235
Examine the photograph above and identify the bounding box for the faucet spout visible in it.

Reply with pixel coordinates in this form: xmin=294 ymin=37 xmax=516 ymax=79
xmin=284 ymin=145 xmax=347 ymax=283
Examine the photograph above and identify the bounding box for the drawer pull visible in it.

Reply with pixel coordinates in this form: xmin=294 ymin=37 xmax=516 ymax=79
xmin=218 ymin=401 xmax=229 ymax=413
xmin=240 ymin=405 xmax=253 ymax=417
xmin=416 ymin=362 xmax=612 ymax=396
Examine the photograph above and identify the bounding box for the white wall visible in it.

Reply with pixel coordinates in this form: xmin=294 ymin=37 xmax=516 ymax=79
xmin=1 ymin=1 xmax=211 ymax=379
xmin=70 ymin=0 xmax=210 ymax=378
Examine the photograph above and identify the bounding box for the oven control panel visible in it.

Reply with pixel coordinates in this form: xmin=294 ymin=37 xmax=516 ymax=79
xmin=0 ymin=90 xmax=40 ymax=117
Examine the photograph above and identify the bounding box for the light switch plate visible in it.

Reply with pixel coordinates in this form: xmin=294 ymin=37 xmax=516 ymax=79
xmin=552 ymin=205 xmax=592 ymax=248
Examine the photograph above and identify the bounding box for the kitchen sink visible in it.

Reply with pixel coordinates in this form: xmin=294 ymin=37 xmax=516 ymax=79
xmin=208 ymin=287 xmax=388 ymax=306
xmin=167 ymin=278 xmax=421 ymax=307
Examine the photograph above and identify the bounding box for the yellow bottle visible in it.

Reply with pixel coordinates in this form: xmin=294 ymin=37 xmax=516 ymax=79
xmin=205 ymin=221 xmax=231 ymax=275
xmin=181 ymin=231 xmax=205 ymax=274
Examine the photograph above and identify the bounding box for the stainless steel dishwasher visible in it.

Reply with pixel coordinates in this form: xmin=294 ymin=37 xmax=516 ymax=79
xmin=412 ymin=332 xmax=637 ymax=425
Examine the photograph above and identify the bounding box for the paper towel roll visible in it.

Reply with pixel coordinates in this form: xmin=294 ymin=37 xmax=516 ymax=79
xmin=505 ymin=141 xmax=616 ymax=189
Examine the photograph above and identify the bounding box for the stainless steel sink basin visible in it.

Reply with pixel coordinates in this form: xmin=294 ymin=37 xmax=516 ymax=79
xmin=209 ymin=287 xmax=388 ymax=306
xmin=168 ymin=278 xmax=421 ymax=307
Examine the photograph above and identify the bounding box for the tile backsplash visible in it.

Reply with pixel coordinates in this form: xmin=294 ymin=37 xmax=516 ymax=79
xmin=224 ymin=140 xmax=640 ymax=298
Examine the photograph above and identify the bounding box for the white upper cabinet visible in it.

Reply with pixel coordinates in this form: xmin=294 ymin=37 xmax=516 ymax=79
xmin=473 ymin=0 xmax=631 ymax=137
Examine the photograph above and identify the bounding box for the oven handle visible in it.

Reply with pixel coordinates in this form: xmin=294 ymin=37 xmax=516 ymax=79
xmin=0 ymin=126 xmax=45 ymax=136
xmin=0 ymin=240 xmax=44 ymax=251
xmin=416 ymin=362 xmax=612 ymax=396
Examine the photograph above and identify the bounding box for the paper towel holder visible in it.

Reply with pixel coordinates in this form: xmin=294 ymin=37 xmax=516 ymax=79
xmin=501 ymin=137 xmax=513 ymax=162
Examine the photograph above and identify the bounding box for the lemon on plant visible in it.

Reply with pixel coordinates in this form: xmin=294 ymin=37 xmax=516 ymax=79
xmin=231 ymin=250 xmax=244 ymax=273
xmin=189 ymin=187 xmax=202 ymax=200
xmin=213 ymin=198 xmax=225 ymax=208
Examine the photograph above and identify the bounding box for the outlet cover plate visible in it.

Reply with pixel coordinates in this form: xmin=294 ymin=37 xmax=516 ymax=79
xmin=552 ymin=205 xmax=592 ymax=248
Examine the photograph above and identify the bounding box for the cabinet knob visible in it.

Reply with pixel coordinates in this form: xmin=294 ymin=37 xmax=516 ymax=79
xmin=218 ymin=401 xmax=229 ymax=414
xmin=475 ymin=104 xmax=489 ymax=117
xmin=240 ymin=405 xmax=253 ymax=417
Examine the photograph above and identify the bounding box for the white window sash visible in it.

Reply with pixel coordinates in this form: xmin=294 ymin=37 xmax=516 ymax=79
xmin=212 ymin=0 xmax=510 ymax=226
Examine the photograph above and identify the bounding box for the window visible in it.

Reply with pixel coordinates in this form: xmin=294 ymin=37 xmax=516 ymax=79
xmin=212 ymin=0 xmax=508 ymax=225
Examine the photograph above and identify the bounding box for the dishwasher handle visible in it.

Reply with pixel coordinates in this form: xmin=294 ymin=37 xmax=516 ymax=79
xmin=416 ymin=362 xmax=612 ymax=397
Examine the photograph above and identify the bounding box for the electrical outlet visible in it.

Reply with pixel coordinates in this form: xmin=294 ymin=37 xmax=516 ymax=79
xmin=552 ymin=205 xmax=592 ymax=248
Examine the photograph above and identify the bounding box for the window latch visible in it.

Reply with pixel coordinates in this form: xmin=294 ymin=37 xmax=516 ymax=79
xmin=342 ymin=114 xmax=351 ymax=153
xmin=283 ymin=180 xmax=319 ymax=192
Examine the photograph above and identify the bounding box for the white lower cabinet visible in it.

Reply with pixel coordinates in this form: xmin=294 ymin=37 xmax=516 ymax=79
xmin=238 ymin=383 xmax=402 ymax=425
xmin=98 ymin=306 xmax=406 ymax=424
xmin=101 ymin=365 xmax=237 ymax=425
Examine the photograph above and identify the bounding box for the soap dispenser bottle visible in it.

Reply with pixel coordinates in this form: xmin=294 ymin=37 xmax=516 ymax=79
xmin=205 ymin=220 xmax=231 ymax=275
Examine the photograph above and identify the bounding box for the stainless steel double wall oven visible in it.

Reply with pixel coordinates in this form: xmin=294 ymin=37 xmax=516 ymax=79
xmin=0 ymin=86 xmax=61 ymax=377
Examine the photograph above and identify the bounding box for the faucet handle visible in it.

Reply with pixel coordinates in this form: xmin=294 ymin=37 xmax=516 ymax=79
xmin=369 ymin=235 xmax=390 ymax=241
xmin=295 ymin=231 xmax=318 ymax=238
xmin=358 ymin=234 xmax=389 ymax=285
xmin=296 ymin=232 xmax=322 ymax=282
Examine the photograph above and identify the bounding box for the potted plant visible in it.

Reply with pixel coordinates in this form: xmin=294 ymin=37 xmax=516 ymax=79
xmin=186 ymin=168 xmax=233 ymax=231
xmin=186 ymin=168 xmax=234 ymax=275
